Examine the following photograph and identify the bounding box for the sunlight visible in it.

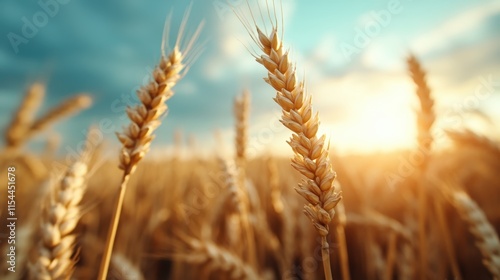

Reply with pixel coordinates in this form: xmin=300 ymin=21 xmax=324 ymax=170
xmin=321 ymin=103 xmax=417 ymax=154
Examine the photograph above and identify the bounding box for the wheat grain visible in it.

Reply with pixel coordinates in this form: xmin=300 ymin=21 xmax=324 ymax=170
xmin=408 ymin=55 xmax=435 ymax=152
xmin=236 ymin=4 xmax=341 ymax=279
xmin=29 ymin=159 xmax=89 ymax=279
xmin=97 ymin=9 xmax=203 ymax=280
xmin=235 ymin=89 xmax=250 ymax=164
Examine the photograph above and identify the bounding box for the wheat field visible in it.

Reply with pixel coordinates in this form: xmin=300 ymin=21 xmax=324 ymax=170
xmin=1 ymin=1 xmax=500 ymax=280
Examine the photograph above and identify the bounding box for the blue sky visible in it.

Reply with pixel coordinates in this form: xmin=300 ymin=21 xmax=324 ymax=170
xmin=1 ymin=0 xmax=499 ymax=156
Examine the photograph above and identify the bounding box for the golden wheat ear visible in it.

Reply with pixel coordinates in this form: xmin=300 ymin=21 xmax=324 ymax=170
xmin=449 ymin=188 xmax=500 ymax=279
xmin=446 ymin=129 xmax=500 ymax=159
xmin=116 ymin=6 xmax=204 ymax=178
xmin=234 ymin=89 xmax=250 ymax=165
xmin=234 ymin=2 xmax=341 ymax=279
xmin=98 ymin=8 xmax=204 ymax=280
xmin=407 ymin=54 xmax=435 ymax=151
xmin=29 ymin=94 xmax=93 ymax=137
xmin=407 ymin=53 xmax=436 ymax=280
xmin=29 ymin=127 xmax=96 ymax=279
xmin=4 ymin=82 xmax=45 ymax=149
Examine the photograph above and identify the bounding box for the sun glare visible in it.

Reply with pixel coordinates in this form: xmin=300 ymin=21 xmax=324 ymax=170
xmin=323 ymin=104 xmax=416 ymax=154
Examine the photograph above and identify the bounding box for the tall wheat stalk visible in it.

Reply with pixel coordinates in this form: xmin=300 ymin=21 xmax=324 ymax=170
xmin=334 ymin=187 xmax=351 ymax=280
xmin=408 ymin=54 xmax=464 ymax=280
xmin=29 ymin=130 xmax=94 ymax=279
xmin=97 ymin=9 xmax=203 ymax=279
xmin=5 ymin=83 xmax=45 ymax=149
xmin=384 ymin=232 xmax=398 ymax=280
xmin=172 ymin=231 xmax=266 ymax=280
xmin=450 ymin=189 xmax=500 ymax=279
xmin=407 ymin=54 xmax=434 ymax=280
xmin=28 ymin=94 xmax=92 ymax=137
xmin=434 ymin=196 xmax=462 ymax=279
xmin=446 ymin=129 xmax=500 ymax=159
xmin=236 ymin=3 xmax=342 ymax=279
xmin=219 ymin=157 xmax=257 ymax=267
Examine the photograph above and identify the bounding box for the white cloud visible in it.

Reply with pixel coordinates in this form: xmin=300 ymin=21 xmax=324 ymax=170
xmin=360 ymin=36 xmax=408 ymax=70
xmin=412 ymin=1 xmax=500 ymax=55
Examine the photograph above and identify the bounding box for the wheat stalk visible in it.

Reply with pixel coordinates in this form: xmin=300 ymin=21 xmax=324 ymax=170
xmin=407 ymin=54 xmax=436 ymax=280
xmin=267 ymin=157 xmax=284 ymax=214
xmin=371 ymin=242 xmax=386 ymax=280
xmin=110 ymin=253 xmax=145 ymax=280
xmin=408 ymin=55 xmax=435 ymax=152
xmin=234 ymin=89 xmax=250 ymax=164
xmin=451 ymin=190 xmax=500 ymax=279
xmin=5 ymin=83 xmax=45 ymax=148
xmin=384 ymin=231 xmax=398 ymax=280
xmin=218 ymin=158 xmax=257 ymax=266
xmin=28 ymin=94 xmax=92 ymax=138
xmin=267 ymin=156 xmax=293 ymax=272
xmin=236 ymin=4 xmax=341 ymax=279
xmin=335 ymin=196 xmax=351 ymax=280
xmin=233 ymin=90 xmax=259 ymax=266
xmin=346 ymin=212 xmax=412 ymax=241
xmin=97 ymin=9 xmax=203 ymax=279
xmin=44 ymin=133 xmax=61 ymax=157
xmin=172 ymin=232 xmax=266 ymax=280
xmin=446 ymin=129 xmax=500 ymax=159
xmin=398 ymin=242 xmax=415 ymax=280
xmin=434 ymin=196 xmax=462 ymax=280
xmin=29 ymin=155 xmax=89 ymax=279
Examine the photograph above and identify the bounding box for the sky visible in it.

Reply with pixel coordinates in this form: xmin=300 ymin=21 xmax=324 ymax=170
xmin=1 ymin=0 xmax=499 ymax=157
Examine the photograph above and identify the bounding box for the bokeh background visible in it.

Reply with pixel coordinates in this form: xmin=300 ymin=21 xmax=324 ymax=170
xmin=1 ymin=0 xmax=499 ymax=156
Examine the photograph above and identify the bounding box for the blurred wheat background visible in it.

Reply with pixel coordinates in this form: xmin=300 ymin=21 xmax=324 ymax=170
xmin=0 ymin=0 xmax=499 ymax=279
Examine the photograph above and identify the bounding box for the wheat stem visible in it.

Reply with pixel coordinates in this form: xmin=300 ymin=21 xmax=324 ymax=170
xmin=434 ymin=197 xmax=462 ymax=280
xmin=97 ymin=12 xmax=202 ymax=279
xmin=238 ymin=5 xmax=342 ymax=278
xmin=5 ymin=83 xmax=45 ymax=148
xmin=407 ymin=54 xmax=435 ymax=280
xmin=29 ymin=94 xmax=92 ymax=138
xmin=451 ymin=190 xmax=500 ymax=279
xmin=384 ymin=232 xmax=398 ymax=280
xmin=335 ymin=198 xmax=350 ymax=280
